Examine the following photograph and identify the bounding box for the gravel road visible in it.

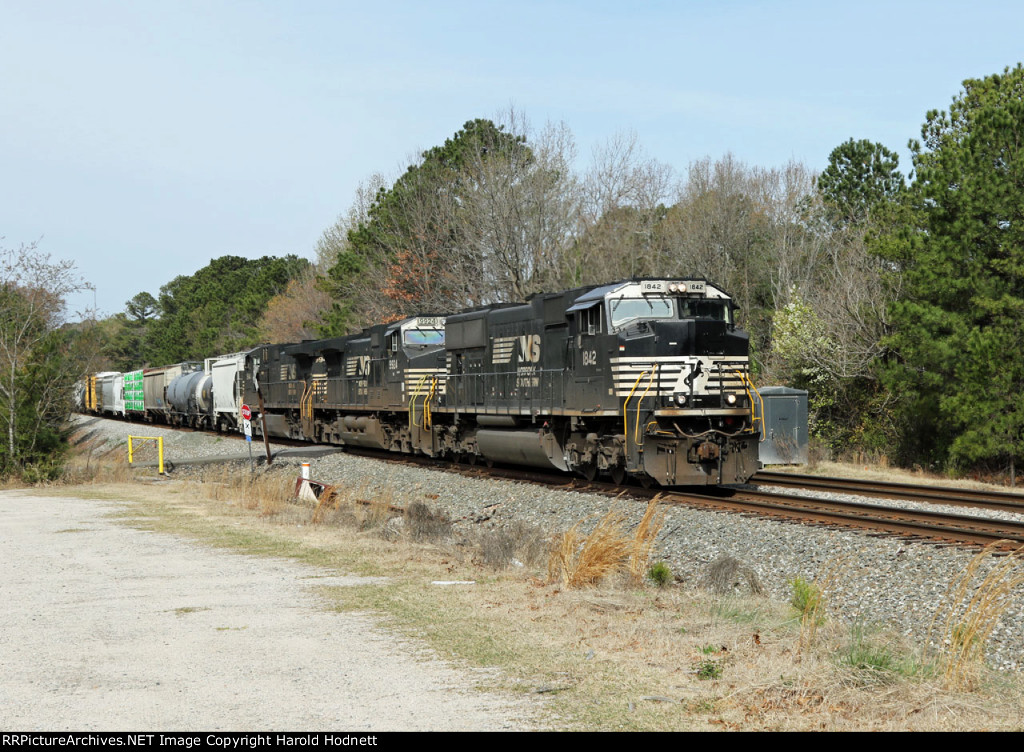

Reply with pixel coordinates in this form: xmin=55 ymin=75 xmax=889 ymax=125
xmin=0 ymin=490 xmax=539 ymax=731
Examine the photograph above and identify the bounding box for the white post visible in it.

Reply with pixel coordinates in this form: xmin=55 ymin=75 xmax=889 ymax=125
xmin=298 ymin=462 xmax=316 ymax=502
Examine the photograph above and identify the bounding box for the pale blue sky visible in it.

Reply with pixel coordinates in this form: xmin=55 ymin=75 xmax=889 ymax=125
xmin=2 ymin=0 xmax=1021 ymax=317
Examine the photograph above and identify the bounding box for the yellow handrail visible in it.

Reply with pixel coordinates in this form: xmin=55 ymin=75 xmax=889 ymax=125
xmin=623 ymin=368 xmax=651 ymax=453
xmin=423 ymin=377 xmax=437 ymax=430
xmin=633 ymin=365 xmax=658 ymax=447
xmin=730 ymin=368 xmax=765 ymax=440
xmin=300 ymin=380 xmax=315 ymax=426
xmin=408 ymin=374 xmax=428 ymax=429
xmin=623 ymin=370 xmax=648 ymax=438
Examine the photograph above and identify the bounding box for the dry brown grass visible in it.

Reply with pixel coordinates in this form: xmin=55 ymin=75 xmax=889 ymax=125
xmin=61 ymin=434 xmax=138 ymax=485
xmin=47 ymin=436 xmax=1024 ymax=730
xmin=928 ymin=542 xmax=1024 ymax=691
xmin=193 ymin=465 xmax=296 ymax=517
xmin=548 ymin=501 xmax=663 ymax=589
xmin=626 ymin=498 xmax=665 ymax=585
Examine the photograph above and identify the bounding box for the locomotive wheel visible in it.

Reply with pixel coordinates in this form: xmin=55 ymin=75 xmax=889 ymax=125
xmin=580 ymin=463 xmax=598 ymax=482
xmin=610 ymin=465 xmax=626 ymax=485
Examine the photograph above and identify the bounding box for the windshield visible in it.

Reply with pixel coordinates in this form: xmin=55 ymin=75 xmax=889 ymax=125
xmin=404 ymin=329 xmax=445 ymax=346
xmin=678 ymin=299 xmax=731 ymax=323
xmin=608 ymin=297 xmax=675 ymax=329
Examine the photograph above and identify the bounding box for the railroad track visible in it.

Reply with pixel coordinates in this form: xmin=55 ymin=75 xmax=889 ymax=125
xmin=752 ymin=470 xmax=1024 ymax=514
xmin=349 ymin=453 xmax=1024 ymax=551
xmin=92 ymin=416 xmax=1024 ymax=552
xmin=660 ymin=485 xmax=1024 ymax=551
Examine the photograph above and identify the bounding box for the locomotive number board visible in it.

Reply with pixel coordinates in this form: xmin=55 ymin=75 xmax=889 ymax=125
xmin=640 ymin=280 xmax=706 ymax=294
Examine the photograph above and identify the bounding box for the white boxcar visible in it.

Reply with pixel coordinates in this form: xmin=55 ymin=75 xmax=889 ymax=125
xmin=206 ymin=351 xmax=251 ymax=432
xmin=96 ymin=372 xmax=125 ymax=417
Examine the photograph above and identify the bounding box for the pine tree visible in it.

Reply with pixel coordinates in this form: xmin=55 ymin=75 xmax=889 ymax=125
xmin=881 ymin=64 xmax=1024 ymax=478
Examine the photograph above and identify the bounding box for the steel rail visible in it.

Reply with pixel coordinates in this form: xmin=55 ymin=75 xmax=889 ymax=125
xmin=753 ymin=471 xmax=1024 ymax=514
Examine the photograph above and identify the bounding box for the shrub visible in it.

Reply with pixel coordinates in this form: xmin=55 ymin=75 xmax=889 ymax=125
xmin=478 ymin=521 xmax=549 ymax=570
xmin=701 ymin=555 xmax=764 ymax=595
xmin=404 ymin=500 xmax=452 ymax=542
xmin=695 ymin=659 xmax=722 ymax=680
xmin=647 ymin=561 xmax=673 ymax=587
xmin=789 ymin=576 xmax=823 ymax=618
xmin=480 ymin=528 xmax=517 ymax=569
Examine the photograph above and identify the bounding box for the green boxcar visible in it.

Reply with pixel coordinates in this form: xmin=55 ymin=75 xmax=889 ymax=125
xmin=124 ymin=370 xmax=145 ymax=413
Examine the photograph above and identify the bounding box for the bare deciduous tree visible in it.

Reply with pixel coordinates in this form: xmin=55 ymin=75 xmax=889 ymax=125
xmin=458 ymin=112 xmax=583 ymax=302
xmin=0 ymin=240 xmax=93 ymax=475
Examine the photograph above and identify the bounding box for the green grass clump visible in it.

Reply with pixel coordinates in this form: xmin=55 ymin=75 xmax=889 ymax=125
xmin=647 ymin=561 xmax=672 ymax=587
xmin=839 ymin=624 xmax=910 ymax=685
xmin=695 ymin=659 xmax=723 ymax=680
xmin=789 ymin=576 xmax=823 ymax=618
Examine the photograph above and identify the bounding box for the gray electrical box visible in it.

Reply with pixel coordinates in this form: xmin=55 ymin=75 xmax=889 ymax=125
xmin=755 ymin=386 xmax=808 ymax=466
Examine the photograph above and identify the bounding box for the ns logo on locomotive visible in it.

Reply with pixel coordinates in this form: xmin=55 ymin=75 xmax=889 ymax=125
xmin=80 ymin=279 xmax=763 ymax=487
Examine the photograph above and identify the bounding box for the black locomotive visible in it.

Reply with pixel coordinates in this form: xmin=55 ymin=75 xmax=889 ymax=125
xmin=244 ymin=278 xmax=762 ymax=486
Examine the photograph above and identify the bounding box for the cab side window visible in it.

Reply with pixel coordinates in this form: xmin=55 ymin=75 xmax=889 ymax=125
xmin=577 ymin=306 xmax=601 ymax=335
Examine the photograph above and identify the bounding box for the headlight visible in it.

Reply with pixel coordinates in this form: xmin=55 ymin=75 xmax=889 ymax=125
xmin=725 ymin=393 xmax=737 ymax=405
xmin=674 ymin=393 xmax=687 ymax=406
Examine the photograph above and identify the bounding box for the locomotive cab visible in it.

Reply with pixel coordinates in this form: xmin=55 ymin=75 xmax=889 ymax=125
xmin=548 ymin=279 xmax=760 ymax=485
xmin=599 ymin=279 xmax=760 ymax=485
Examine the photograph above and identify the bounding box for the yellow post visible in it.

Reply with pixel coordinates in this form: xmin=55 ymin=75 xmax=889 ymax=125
xmin=127 ymin=436 xmax=166 ymax=475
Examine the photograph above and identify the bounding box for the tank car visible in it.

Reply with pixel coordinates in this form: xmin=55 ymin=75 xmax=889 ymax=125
xmin=143 ymin=362 xmax=201 ymax=423
xmin=165 ymin=369 xmax=213 ymax=428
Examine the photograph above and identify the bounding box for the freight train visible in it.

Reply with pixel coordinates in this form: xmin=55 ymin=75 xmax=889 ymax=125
xmin=81 ymin=279 xmax=763 ymax=486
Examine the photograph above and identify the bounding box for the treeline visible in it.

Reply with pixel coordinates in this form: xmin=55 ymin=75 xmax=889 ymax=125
xmin=266 ymin=114 xmax=899 ymax=463
xmin=7 ymin=64 xmax=1020 ymax=482
xmin=100 ymin=254 xmax=309 ymax=369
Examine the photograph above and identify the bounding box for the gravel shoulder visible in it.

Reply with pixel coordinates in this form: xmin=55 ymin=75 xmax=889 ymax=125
xmin=0 ymin=489 xmax=539 ymax=731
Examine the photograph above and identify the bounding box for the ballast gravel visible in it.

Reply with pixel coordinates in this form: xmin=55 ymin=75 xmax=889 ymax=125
xmin=59 ymin=417 xmax=1024 ymax=681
